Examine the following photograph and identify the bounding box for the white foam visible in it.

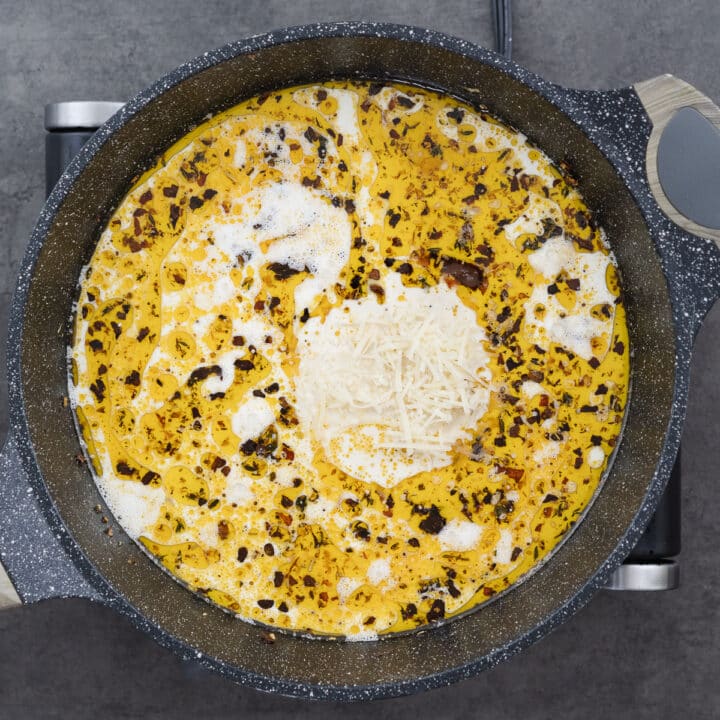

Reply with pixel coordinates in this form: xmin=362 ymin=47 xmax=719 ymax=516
xmin=524 ymin=234 xmax=616 ymax=360
xmin=337 ymin=576 xmax=362 ymax=603
xmin=210 ymin=182 xmax=352 ymax=315
xmin=230 ymin=395 xmax=275 ymax=440
xmin=366 ymin=558 xmax=391 ymax=585
xmin=504 ymin=195 xmax=563 ymax=243
xmin=233 ymin=138 xmax=246 ymax=167
xmin=438 ymin=519 xmax=483 ymax=551
xmin=521 ymin=381 xmax=546 ymax=399
xmin=587 ymin=446 xmax=605 ymax=469
xmin=97 ymin=477 xmax=164 ymax=539
xmin=495 ymin=528 xmax=513 ymax=564
xmin=224 ymin=474 xmax=256 ymax=506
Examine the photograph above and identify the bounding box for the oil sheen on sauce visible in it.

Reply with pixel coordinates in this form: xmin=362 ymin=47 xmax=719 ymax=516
xmin=70 ymin=81 xmax=630 ymax=639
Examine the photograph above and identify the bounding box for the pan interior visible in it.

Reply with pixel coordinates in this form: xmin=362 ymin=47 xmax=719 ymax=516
xmin=18 ymin=31 xmax=674 ymax=691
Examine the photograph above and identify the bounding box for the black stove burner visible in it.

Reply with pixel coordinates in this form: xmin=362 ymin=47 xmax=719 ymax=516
xmin=44 ymin=80 xmax=681 ymax=591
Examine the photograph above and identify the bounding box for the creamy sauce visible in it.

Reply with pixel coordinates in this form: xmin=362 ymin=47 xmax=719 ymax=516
xmin=70 ymin=81 xmax=630 ymax=639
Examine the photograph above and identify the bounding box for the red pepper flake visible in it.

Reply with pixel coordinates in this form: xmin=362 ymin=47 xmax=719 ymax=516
xmin=217 ymin=520 xmax=230 ymax=540
xmin=189 ymin=196 xmax=204 ymax=210
xmin=203 ymin=188 xmax=218 ymax=200
xmin=267 ymin=262 xmax=300 ymax=280
xmin=511 ymin=547 xmax=522 ymax=561
xmin=257 ymin=599 xmax=274 ymax=609
xmin=140 ymin=470 xmax=159 ymax=486
xmin=234 ymin=359 xmax=255 ymax=372
xmin=273 ymin=571 xmax=284 ymax=587
xmin=240 ymin=439 xmax=257 ymax=455
xmin=123 ymin=236 xmax=149 ymax=253
xmin=613 ymin=340 xmax=625 ymax=355
xmin=396 ymin=262 xmax=413 ymax=275
xmin=278 ymin=512 xmax=293 ymax=526
xmin=260 ymin=631 xmax=276 ymax=644
xmin=497 ymin=466 xmax=524 ymax=481
xmin=418 ymin=505 xmax=446 ymax=534
xmin=169 ymin=204 xmax=181 ymax=228
xmin=263 ymin=543 xmax=275 ymax=556
xmin=116 ymin=461 xmax=134 ymax=476
xmin=303 ymin=575 xmax=316 ymax=587
xmin=237 ymin=547 xmax=248 ymax=562
xmin=139 ymin=190 xmax=153 ymax=204
xmin=569 ymin=233 xmax=593 ymax=251
xmin=426 ymin=598 xmax=445 ymax=622
xmin=163 ymin=185 xmax=179 ymax=198
xmin=441 ymin=258 xmax=486 ymax=291
xmin=574 ymin=211 xmax=588 ymax=229
xmin=188 ymin=365 xmax=222 ymax=385
xmin=401 ymin=603 xmax=417 ymax=620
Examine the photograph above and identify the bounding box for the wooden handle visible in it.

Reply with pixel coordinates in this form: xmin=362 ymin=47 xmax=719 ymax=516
xmin=0 ymin=559 xmax=21 ymax=609
xmin=635 ymin=74 xmax=720 ymax=246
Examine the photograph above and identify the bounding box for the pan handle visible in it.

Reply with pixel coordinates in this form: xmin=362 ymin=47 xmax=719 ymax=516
xmin=0 ymin=432 xmax=103 ymax=609
xmin=635 ymin=74 xmax=720 ymax=247
xmin=0 ymin=560 xmax=21 ymax=609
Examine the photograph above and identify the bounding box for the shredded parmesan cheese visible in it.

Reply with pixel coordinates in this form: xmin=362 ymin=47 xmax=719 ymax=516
xmin=295 ymin=275 xmax=491 ymax=487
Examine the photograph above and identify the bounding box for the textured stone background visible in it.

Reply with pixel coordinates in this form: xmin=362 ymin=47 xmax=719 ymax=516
xmin=1 ymin=1 xmax=719 ymax=718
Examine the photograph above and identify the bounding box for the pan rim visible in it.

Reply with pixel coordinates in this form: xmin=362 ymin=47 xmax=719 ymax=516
xmin=5 ymin=21 xmax=684 ymax=700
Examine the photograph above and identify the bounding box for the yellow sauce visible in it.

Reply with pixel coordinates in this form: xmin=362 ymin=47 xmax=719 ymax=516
xmin=70 ymin=81 xmax=630 ymax=639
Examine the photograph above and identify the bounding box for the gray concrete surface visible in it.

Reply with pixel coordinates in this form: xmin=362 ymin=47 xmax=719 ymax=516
xmin=1 ymin=1 xmax=719 ymax=718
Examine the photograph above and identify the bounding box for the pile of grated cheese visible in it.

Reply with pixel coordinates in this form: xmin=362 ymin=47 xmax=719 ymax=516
xmin=294 ymin=275 xmax=491 ymax=487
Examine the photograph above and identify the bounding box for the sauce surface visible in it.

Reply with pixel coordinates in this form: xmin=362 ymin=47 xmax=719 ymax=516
xmin=70 ymin=81 xmax=630 ymax=639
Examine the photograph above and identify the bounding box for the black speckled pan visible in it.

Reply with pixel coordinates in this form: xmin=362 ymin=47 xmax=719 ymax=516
xmin=2 ymin=23 xmax=720 ymax=701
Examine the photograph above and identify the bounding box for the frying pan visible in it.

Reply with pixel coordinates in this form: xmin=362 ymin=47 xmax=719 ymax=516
xmin=1 ymin=23 xmax=720 ymax=701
